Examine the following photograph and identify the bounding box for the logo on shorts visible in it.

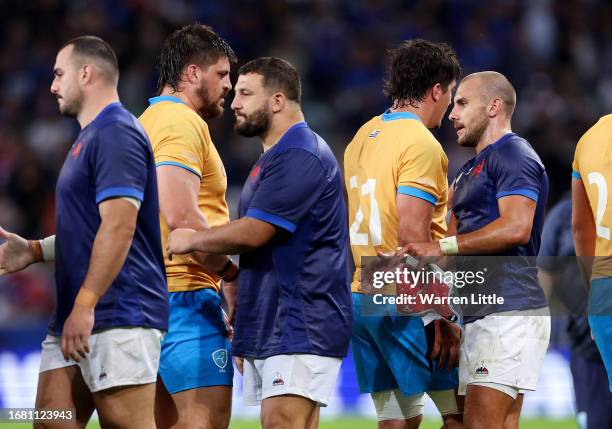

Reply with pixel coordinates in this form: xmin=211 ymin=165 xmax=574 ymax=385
xmin=474 ymin=361 xmax=489 ymax=378
xmin=99 ymin=367 xmax=107 ymax=381
xmin=272 ymin=372 xmax=284 ymax=386
xmin=212 ymin=349 xmax=228 ymax=372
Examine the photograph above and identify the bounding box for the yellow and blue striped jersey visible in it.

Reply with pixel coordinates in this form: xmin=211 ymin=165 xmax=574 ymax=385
xmin=139 ymin=95 xmax=229 ymax=292
xmin=572 ymin=114 xmax=612 ymax=277
xmin=344 ymin=110 xmax=448 ymax=293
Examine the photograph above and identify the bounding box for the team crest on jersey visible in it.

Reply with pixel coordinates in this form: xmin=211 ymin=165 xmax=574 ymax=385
xmin=249 ymin=165 xmax=262 ymax=180
xmin=272 ymin=372 xmax=285 ymax=386
xmin=71 ymin=142 xmax=83 ymax=159
xmin=368 ymin=130 xmax=380 ymax=138
xmin=212 ymin=349 xmax=228 ymax=371
xmin=474 ymin=361 xmax=489 ymax=378
xmin=470 ymin=158 xmax=486 ymax=177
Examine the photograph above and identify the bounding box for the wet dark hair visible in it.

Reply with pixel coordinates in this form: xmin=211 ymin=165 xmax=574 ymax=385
xmin=238 ymin=57 xmax=301 ymax=103
xmin=62 ymin=35 xmax=119 ymax=83
xmin=156 ymin=24 xmax=237 ymax=94
xmin=384 ymin=39 xmax=461 ymax=108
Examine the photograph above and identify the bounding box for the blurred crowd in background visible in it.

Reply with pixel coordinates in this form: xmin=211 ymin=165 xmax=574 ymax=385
xmin=1 ymin=0 xmax=612 ymax=328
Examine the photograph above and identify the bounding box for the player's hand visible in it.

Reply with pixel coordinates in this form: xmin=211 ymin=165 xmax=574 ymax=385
xmin=234 ymin=356 xmax=244 ymax=375
xmin=431 ymin=319 xmax=462 ymax=370
xmin=359 ymin=249 xmax=407 ymax=294
xmin=61 ymin=303 xmax=94 ymax=362
xmin=167 ymin=228 xmax=197 ymax=260
xmin=222 ymin=308 xmax=234 ymax=342
xmin=403 ymin=242 xmax=443 ymax=259
xmin=0 ymin=227 xmax=36 ymax=275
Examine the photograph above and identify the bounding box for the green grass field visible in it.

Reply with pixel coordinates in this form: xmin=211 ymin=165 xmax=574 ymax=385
xmin=0 ymin=418 xmax=577 ymax=428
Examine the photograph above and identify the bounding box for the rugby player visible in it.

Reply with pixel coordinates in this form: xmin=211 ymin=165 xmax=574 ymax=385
xmin=405 ymin=71 xmax=550 ymax=429
xmin=167 ymin=57 xmax=352 ymax=429
xmin=538 ymin=194 xmax=612 ymax=429
xmin=344 ymin=39 xmax=463 ymax=429
xmin=572 ymin=113 xmax=612 ymax=396
xmin=0 ymin=36 xmax=167 ymax=428
xmin=138 ymin=24 xmax=237 ymax=429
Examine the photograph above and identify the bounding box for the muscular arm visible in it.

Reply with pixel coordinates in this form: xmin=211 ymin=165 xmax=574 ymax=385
xmin=397 ymin=193 xmax=435 ymax=245
xmin=80 ymin=198 xmax=138 ymax=297
xmin=572 ymin=178 xmax=595 ymax=281
xmin=455 ymin=195 xmax=536 ymax=254
xmin=168 ymin=217 xmax=277 ymax=256
xmin=157 ymin=165 xmax=232 ymax=272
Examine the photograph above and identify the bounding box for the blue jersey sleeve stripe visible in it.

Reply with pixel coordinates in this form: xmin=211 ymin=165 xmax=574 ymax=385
xmin=96 ymin=187 xmax=144 ymax=204
xmin=156 ymin=161 xmax=202 ymax=179
xmin=397 ymin=186 xmax=437 ymax=205
xmin=572 ymin=170 xmax=582 ymax=179
xmin=496 ymin=189 xmax=539 ymax=202
xmin=246 ymin=208 xmax=297 ymax=233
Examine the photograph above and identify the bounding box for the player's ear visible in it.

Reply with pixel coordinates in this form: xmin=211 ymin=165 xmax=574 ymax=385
xmin=488 ymin=97 xmax=503 ymax=118
xmin=431 ymin=83 xmax=443 ymax=102
xmin=81 ymin=64 xmax=93 ymax=85
xmin=270 ymin=92 xmax=285 ymax=113
xmin=184 ymin=64 xmax=198 ymax=87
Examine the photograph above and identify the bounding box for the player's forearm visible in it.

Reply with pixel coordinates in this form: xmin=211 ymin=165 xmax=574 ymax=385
xmin=189 ymin=218 xmax=273 ymax=255
xmin=78 ymin=217 xmax=136 ymax=304
xmin=163 ymin=206 xmax=231 ymax=271
xmin=455 ymin=217 xmax=531 ymax=255
xmin=572 ymin=223 xmax=595 ymax=283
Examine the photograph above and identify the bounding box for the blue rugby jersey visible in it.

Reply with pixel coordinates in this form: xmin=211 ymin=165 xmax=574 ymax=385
xmin=452 ymin=132 xmax=548 ymax=322
xmin=232 ymin=122 xmax=352 ymax=359
xmin=51 ymin=102 xmax=168 ymax=335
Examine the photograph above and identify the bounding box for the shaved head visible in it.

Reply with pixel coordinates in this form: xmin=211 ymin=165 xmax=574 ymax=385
xmin=462 ymin=71 xmax=516 ymax=117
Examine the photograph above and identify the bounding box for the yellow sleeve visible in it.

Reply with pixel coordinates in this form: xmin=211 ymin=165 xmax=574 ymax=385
xmin=397 ymin=139 xmax=447 ymax=205
xmin=572 ymin=136 xmax=584 ymax=180
xmin=153 ymin=116 xmax=209 ymax=178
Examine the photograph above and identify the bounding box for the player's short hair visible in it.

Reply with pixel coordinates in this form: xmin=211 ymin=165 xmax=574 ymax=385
xmin=62 ymin=36 xmax=119 ymax=84
xmin=462 ymin=71 xmax=517 ymax=117
xmin=156 ymin=24 xmax=237 ymax=94
xmin=238 ymin=57 xmax=301 ymax=104
xmin=384 ymin=39 xmax=461 ymax=108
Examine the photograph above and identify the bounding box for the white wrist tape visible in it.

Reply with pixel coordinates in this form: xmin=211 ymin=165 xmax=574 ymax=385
xmin=40 ymin=235 xmax=56 ymax=262
xmin=439 ymin=236 xmax=459 ymax=256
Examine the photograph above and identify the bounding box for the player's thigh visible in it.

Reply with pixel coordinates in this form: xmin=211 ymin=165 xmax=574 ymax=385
xmin=154 ymin=375 xmax=178 ymax=429
xmin=93 ymin=383 xmax=156 ymax=429
xmin=463 ymin=384 xmax=514 ymax=429
xmin=371 ymin=389 xmax=424 ymax=429
xmin=261 ymin=394 xmax=317 ymax=429
xmin=306 ymin=407 xmax=320 ymax=429
xmin=171 ymin=385 xmax=232 ymax=429
xmin=428 ymin=389 xmax=463 ymax=428
xmin=503 ymin=393 xmax=523 ymax=429
xmin=35 ymin=366 xmax=94 ymax=429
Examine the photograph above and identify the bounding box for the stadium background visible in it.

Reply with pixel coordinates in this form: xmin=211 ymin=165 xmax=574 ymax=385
xmin=0 ymin=0 xmax=611 ymax=427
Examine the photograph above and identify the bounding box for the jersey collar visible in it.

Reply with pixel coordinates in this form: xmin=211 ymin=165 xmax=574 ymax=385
xmin=381 ymin=109 xmax=421 ymax=122
xmin=148 ymin=95 xmax=186 ymax=105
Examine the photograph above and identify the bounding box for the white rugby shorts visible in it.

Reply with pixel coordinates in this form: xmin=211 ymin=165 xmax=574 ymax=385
xmin=39 ymin=327 xmax=163 ymax=392
xmin=242 ymin=354 xmax=342 ymax=406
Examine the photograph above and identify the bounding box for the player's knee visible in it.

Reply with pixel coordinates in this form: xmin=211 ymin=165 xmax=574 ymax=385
xmin=441 ymin=413 xmax=464 ymax=429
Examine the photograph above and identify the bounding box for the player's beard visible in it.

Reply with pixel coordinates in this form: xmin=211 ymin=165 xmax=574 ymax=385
xmin=196 ymin=84 xmax=225 ymax=119
xmin=234 ymin=104 xmax=271 ymax=138
xmin=58 ymin=90 xmax=83 ymax=119
xmin=458 ymin=110 xmax=489 ymax=148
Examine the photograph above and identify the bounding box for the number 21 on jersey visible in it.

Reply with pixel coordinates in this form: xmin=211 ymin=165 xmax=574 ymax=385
xmin=588 ymin=171 xmax=611 ymax=240
xmin=349 ymin=176 xmax=382 ymax=246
